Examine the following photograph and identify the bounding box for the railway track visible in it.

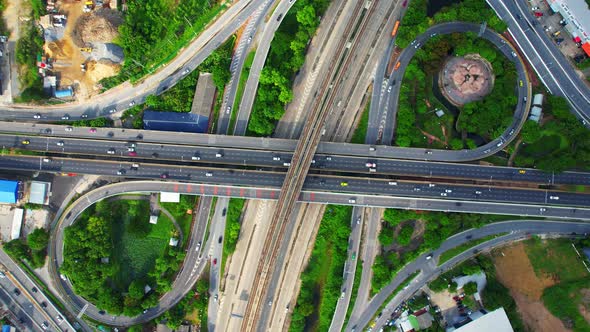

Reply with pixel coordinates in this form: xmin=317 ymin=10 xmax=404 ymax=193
xmin=241 ymin=0 xmax=382 ymax=329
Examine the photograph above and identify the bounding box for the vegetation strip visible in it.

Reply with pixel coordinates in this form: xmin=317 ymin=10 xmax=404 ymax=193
xmin=437 ymin=233 xmax=506 ymax=265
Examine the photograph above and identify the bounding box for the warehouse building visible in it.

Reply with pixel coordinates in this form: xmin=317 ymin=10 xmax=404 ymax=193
xmin=546 ymin=0 xmax=590 ymax=56
xmin=143 ymin=110 xmax=208 ymax=133
xmin=0 ymin=180 xmax=19 ymax=204
xmin=28 ymin=181 xmax=51 ymax=205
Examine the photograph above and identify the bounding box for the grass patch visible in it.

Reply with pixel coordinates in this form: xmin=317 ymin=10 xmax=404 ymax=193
xmin=160 ymin=195 xmax=197 ymax=247
xmin=229 ymin=50 xmax=256 ymax=135
xmin=525 ymin=238 xmax=589 ymax=282
xmin=344 ymin=256 xmax=363 ymax=325
xmin=220 ymin=198 xmax=245 ymax=280
xmin=438 ymin=234 xmax=505 ymax=266
xmin=542 ymin=279 xmax=590 ymax=332
xmin=351 ymin=101 xmax=370 ymax=144
xmin=111 ymin=200 xmax=173 ymax=290
xmin=290 ymin=205 xmax=352 ymax=332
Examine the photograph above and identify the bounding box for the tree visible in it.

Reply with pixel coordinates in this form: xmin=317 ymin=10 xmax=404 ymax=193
xmin=3 ymin=239 xmax=29 ymax=260
xmin=27 ymin=228 xmax=49 ymax=251
xmin=397 ymin=224 xmax=414 ymax=246
xmin=463 ymin=281 xmax=478 ymax=295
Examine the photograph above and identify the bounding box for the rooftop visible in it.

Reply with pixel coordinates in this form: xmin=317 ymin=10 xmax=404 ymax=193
xmin=143 ymin=110 xmax=208 ymax=133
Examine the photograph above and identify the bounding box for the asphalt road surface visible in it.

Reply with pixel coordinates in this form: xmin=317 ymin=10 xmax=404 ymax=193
xmin=346 ymin=220 xmax=590 ymax=331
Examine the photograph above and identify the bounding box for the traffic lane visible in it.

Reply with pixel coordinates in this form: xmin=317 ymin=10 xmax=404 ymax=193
xmin=6 ymin=132 xmax=590 ymax=186
xmin=0 ymin=284 xmax=47 ymax=331
xmin=0 ymin=0 xmax=265 ymax=120
xmin=496 ymin=0 xmax=590 ymax=120
xmin=2 ymin=155 xmax=590 ymax=211
xmin=352 ymin=221 xmax=590 ymax=331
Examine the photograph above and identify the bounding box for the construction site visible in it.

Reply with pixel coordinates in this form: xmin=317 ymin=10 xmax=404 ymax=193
xmin=38 ymin=0 xmax=123 ymax=100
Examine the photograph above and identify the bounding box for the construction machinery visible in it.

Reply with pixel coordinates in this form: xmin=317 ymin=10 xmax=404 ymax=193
xmin=80 ymin=47 xmax=92 ymax=53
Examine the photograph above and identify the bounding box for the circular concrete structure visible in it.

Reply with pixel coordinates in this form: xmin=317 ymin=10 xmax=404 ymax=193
xmin=439 ymin=54 xmax=494 ymax=106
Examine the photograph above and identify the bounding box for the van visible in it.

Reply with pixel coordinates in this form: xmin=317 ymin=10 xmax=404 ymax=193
xmin=283 ymin=162 xmax=291 ymax=167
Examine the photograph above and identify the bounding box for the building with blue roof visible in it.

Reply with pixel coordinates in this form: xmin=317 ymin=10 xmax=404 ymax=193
xmin=0 ymin=180 xmax=18 ymax=204
xmin=143 ymin=110 xmax=208 ymax=133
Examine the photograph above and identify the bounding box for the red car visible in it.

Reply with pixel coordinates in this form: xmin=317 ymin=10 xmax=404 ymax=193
xmin=534 ymin=12 xmax=543 ymax=17
xmin=89 ymin=128 xmax=97 ymax=133
xmin=213 ymin=258 xmax=217 ymax=265
xmin=128 ymin=151 xmax=137 ymax=157
xmin=402 ymin=0 xmax=407 ymax=6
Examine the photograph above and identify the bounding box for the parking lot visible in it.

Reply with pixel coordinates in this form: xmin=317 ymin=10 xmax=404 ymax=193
xmin=526 ymin=0 xmax=589 ymax=67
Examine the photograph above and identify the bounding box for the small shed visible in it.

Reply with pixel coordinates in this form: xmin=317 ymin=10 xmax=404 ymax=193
xmin=169 ymin=238 xmax=179 ymax=247
xmin=532 ymin=94 xmax=544 ymax=106
xmin=54 ymin=87 xmax=73 ymax=98
xmin=435 ymin=109 xmax=445 ymax=117
xmin=149 ymin=215 xmax=158 ymax=224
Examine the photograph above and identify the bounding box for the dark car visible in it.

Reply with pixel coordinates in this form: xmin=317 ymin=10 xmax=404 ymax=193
xmin=32 ymin=287 xmax=38 ymax=293
xmin=13 ymin=288 xmax=20 ymax=296
xmin=213 ymin=258 xmax=217 ymax=265
xmin=218 ymin=236 xmax=223 ymax=244
xmin=276 ymin=13 xmax=283 ymax=21
xmin=98 ymin=310 xmax=106 ymax=315
xmin=41 ymin=301 xmax=47 ymax=308
xmin=222 ymin=208 xmax=227 ymax=216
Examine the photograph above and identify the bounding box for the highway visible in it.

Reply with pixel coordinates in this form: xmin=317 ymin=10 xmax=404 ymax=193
xmin=328 ymin=207 xmax=364 ymax=332
xmin=206 ymin=197 xmax=229 ymax=331
xmin=487 ymin=0 xmax=590 ymax=123
xmin=345 ymin=220 xmax=590 ymax=331
xmin=0 ymin=0 xmax=267 ymax=121
xmin=3 ymin=132 xmax=590 ymax=188
xmin=0 ymin=250 xmax=76 ymax=331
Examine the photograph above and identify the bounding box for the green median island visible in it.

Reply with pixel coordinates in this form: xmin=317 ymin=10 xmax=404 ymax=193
xmin=61 ymin=197 xmax=189 ymax=317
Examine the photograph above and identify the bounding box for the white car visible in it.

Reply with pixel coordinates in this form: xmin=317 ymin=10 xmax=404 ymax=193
xmin=540 ymin=207 xmax=547 ymax=212
xmin=549 ymin=196 xmax=559 ymax=200
xmin=65 ymin=126 xmax=73 ymax=132
xmin=247 ymin=36 xmax=252 ymax=43
xmin=205 ymin=172 xmax=213 ymax=177
xmin=426 ymin=254 xmax=433 ymax=260
xmin=273 ymin=156 xmax=281 ymax=161
xmin=81 ymin=114 xmax=89 ymax=118
xmin=429 ymin=183 xmax=436 ymax=187
xmin=129 ymin=101 xmax=136 ymax=107
xmin=42 ymin=158 xmax=51 ymax=163
xmin=61 ymin=115 xmax=70 ymax=120
xmin=388 ymin=181 xmax=398 ymax=186
xmin=57 ymin=141 xmax=64 ymax=146
xmin=226 ymin=106 xmax=231 ymax=114
xmin=191 ymin=155 xmax=201 ymax=160
xmin=107 ymin=148 xmax=115 ymax=154
xmin=182 ymin=69 xmax=190 ymax=75
xmin=366 ymin=162 xmax=376 ymax=168
xmin=440 ymin=192 xmax=447 ymax=197
xmin=387 ymin=86 xmax=392 ymax=92
xmin=349 ymin=199 xmax=356 ymax=204
xmin=445 ymin=189 xmax=452 ymax=193
xmin=475 ymin=191 xmax=482 ymax=195
xmin=33 ymin=113 xmax=41 ymax=119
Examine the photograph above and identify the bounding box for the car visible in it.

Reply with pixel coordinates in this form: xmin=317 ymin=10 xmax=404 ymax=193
xmin=340 ymin=182 xmax=348 ymax=187
xmin=161 ymin=173 xmax=168 ymax=179
xmin=534 ymin=11 xmax=543 ymax=17
xmin=369 ymin=146 xmax=376 ymax=151
xmin=311 ymin=159 xmax=316 ymax=164
xmin=81 ymin=114 xmax=89 ymax=118
xmin=483 ymin=149 xmax=491 ymax=153
xmin=441 ymin=192 xmax=447 ymax=197
xmin=366 ymin=162 xmax=376 ymax=168
xmin=129 ymin=101 xmax=136 ymax=107
xmin=214 ymin=294 xmax=218 ymax=301
xmin=41 ymin=322 xmax=48 ymax=330
xmin=444 ymin=189 xmax=452 ymax=193
xmin=414 ymin=42 xmax=421 ymax=48
xmin=98 ymin=310 xmax=106 ymax=315
xmin=205 ymin=172 xmax=213 ymax=177
xmin=349 ymin=198 xmax=356 ymax=204
xmin=319 ymin=180 xmax=325 ymax=185
xmin=410 ymin=39 xmax=416 ymax=45
xmin=213 ymin=258 xmax=217 ymax=265
xmin=21 ymin=140 xmax=30 ymax=145
xmin=388 ymin=181 xmax=398 ymax=185
xmin=41 ymin=301 xmax=47 ymax=308
xmin=531 ymin=6 xmax=539 ymax=10
xmin=131 ymin=163 xmax=140 ymax=169
xmin=108 ymin=109 xmax=116 ymax=114
xmin=549 ymin=196 xmax=559 ymax=200
xmin=215 ymin=152 xmax=223 ymax=158
xmin=0 ymin=272 xmax=4 ymax=278
xmin=152 ymin=152 xmax=159 ymax=158
xmin=127 ymin=146 xmax=136 ymax=152
xmin=519 ymin=80 xmax=523 ymax=87
xmin=128 ymin=151 xmax=137 ymax=156
xmin=341 ymin=291 xmax=345 ymax=299
xmin=356 ymin=217 xmax=361 ymax=225
xmin=247 ymin=36 xmax=252 ymax=43
xmin=414 ymin=187 xmax=421 ymax=191
xmin=511 ymin=51 xmax=517 ymax=57
xmin=222 ymin=208 xmax=227 ymax=216
xmin=540 ymin=207 xmax=546 ymax=212
xmin=519 ymin=169 xmax=526 ymax=174
xmin=425 ymin=150 xmax=433 ymax=155
xmin=509 ymin=129 xmax=515 ymax=135
xmin=13 ymin=288 xmax=20 ymax=295
xmin=32 ymin=287 xmax=38 ymax=293
xmin=218 ymin=236 xmax=223 ymax=243
xmin=276 ymin=13 xmax=283 ymax=21
xmin=182 ymin=68 xmax=190 ymax=75
xmin=192 ymin=154 xmax=201 ymax=160
xmin=496 ymin=141 xmax=503 ymax=147
xmin=429 ymin=183 xmax=436 ymax=187
xmin=387 ymin=85 xmax=392 ymax=92
xmin=516 ymin=14 xmax=522 ymax=19
xmin=226 ymin=106 xmax=231 ymax=114
xmin=475 ymin=190 xmax=482 ymax=195
xmin=57 ymin=141 xmax=64 ymax=146
xmin=283 ymin=162 xmax=291 ymax=167
xmin=268 ymin=300 xmax=273 ymax=306
xmin=89 ymin=128 xmax=97 ymax=133
xmin=60 ymin=274 xmax=67 ymax=281
xmin=326 ymin=156 xmax=332 ymax=161
xmin=273 ymin=156 xmax=281 ymax=161
xmin=107 ymin=148 xmax=115 ymax=154
xmin=65 ymin=126 xmax=73 ymax=132
xmin=56 ymin=315 xmax=63 ymax=322
xmin=117 ymin=169 xmax=125 ymax=175
xmin=61 ymin=114 xmax=70 ymax=120
xmin=33 ymin=113 xmax=41 ymax=119
xmin=351 ymin=252 xmax=356 ymax=260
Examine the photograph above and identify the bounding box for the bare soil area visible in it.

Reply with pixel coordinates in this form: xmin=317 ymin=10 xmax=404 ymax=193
xmin=494 ymin=242 xmax=570 ymax=332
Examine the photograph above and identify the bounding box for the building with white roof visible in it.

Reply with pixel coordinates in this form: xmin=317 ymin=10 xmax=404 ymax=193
xmin=447 ymin=307 xmax=513 ymax=332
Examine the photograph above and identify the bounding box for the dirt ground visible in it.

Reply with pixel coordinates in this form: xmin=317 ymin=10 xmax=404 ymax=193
xmin=493 ymin=242 xmax=570 ymax=332
xmin=43 ymin=2 xmax=122 ymax=100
